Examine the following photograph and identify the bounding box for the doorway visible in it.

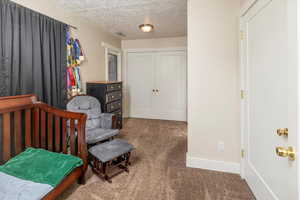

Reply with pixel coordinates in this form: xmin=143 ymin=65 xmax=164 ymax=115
xmin=108 ymin=53 xmax=118 ymax=81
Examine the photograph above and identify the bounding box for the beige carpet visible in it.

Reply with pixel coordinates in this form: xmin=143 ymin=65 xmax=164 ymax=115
xmin=60 ymin=118 xmax=255 ymax=200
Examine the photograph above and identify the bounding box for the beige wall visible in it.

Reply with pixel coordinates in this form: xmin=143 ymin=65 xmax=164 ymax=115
xmin=240 ymin=0 xmax=247 ymax=7
xmin=240 ymin=0 xmax=253 ymax=10
xmin=12 ymin=0 xmax=121 ymax=92
xmin=122 ymin=37 xmax=187 ymax=49
xmin=187 ymin=0 xmax=240 ymax=165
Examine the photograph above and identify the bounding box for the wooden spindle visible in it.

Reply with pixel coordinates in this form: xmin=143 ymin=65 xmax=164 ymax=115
xmin=14 ymin=111 xmax=22 ymax=154
xmin=3 ymin=113 xmax=11 ymax=162
xmin=70 ymin=119 xmax=75 ymax=155
xmin=25 ymin=109 xmax=32 ymax=147
xmin=47 ymin=112 xmax=53 ymax=151
xmin=62 ymin=119 xmax=67 ymax=154
xmin=34 ymin=107 xmax=40 ymax=147
xmin=55 ymin=116 xmax=61 ymax=152
xmin=40 ymin=110 xmax=46 ymax=148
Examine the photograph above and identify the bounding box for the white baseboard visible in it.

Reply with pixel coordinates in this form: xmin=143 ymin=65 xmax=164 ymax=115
xmin=186 ymin=154 xmax=240 ymax=174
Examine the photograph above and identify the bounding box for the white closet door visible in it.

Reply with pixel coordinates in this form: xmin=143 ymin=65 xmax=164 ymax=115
xmin=127 ymin=52 xmax=155 ymax=118
xmin=153 ymin=51 xmax=187 ymax=121
xmin=127 ymin=50 xmax=187 ymax=121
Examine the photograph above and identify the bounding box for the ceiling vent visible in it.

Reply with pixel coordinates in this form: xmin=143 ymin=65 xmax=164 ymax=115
xmin=115 ymin=32 xmax=126 ymax=37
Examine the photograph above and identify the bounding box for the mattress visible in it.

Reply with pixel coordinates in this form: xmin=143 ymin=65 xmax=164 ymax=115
xmin=0 ymin=148 xmax=83 ymax=200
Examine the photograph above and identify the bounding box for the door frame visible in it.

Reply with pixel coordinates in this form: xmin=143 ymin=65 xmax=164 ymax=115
xmin=239 ymin=0 xmax=257 ymax=180
xmin=122 ymin=47 xmax=187 ymax=118
xmin=239 ymin=0 xmax=258 ymax=179
xmin=239 ymin=0 xmax=300 ymax=198
xmin=102 ymin=42 xmax=122 ymax=82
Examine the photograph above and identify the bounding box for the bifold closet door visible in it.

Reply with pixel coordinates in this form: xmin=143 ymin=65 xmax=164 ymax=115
xmin=153 ymin=51 xmax=187 ymax=121
xmin=127 ymin=51 xmax=187 ymax=121
xmin=127 ymin=52 xmax=155 ymax=119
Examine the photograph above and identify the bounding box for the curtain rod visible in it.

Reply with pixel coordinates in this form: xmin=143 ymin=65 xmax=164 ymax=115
xmin=9 ymin=1 xmax=79 ymax=30
xmin=69 ymin=25 xmax=78 ymax=30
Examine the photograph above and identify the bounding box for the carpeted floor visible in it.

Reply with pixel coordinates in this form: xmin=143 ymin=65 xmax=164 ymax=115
xmin=60 ymin=118 xmax=255 ymax=200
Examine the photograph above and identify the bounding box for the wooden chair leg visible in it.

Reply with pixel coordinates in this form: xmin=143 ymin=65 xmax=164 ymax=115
xmin=78 ymin=174 xmax=86 ymax=185
xmin=125 ymin=152 xmax=131 ymax=166
xmin=102 ymin=162 xmax=112 ymax=183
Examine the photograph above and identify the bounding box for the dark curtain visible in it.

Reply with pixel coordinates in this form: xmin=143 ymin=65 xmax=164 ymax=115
xmin=0 ymin=0 xmax=67 ymax=162
xmin=0 ymin=0 xmax=67 ymax=108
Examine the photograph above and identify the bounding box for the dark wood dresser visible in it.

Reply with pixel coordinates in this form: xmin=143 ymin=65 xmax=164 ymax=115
xmin=86 ymin=81 xmax=123 ymax=129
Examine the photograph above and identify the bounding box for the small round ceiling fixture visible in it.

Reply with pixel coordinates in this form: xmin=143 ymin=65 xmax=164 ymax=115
xmin=139 ymin=24 xmax=154 ymax=33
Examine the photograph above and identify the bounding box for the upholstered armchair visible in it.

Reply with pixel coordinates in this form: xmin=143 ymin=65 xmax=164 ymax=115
xmin=67 ymin=95 xmax=119 ymax=145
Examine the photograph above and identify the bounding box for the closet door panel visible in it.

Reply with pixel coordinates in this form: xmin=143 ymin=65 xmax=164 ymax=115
xmin=154 ymin=51 xmax=187 ymax=121
xmin=127 ymin=52 xmax=155 ymax=118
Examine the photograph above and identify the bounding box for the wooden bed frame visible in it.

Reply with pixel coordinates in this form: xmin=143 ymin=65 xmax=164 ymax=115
xmin=0 ymin=94 xmax=88 ymax=200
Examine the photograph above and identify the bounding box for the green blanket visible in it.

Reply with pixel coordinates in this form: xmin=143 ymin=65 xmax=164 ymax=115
xmin=0 ymin=148 xmax=83 ymax=187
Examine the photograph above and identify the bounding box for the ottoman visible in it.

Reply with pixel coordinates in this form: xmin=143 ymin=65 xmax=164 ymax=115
xmin=89 ymin=139 xmax=134 ymax=183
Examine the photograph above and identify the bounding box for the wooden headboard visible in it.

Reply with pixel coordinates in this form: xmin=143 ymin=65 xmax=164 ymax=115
xmin=0 ymin=94 xmax=88 ymax=171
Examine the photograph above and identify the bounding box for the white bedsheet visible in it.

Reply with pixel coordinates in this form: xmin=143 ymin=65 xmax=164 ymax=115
xmin=0 ymin=172 xmax=53 ymax=200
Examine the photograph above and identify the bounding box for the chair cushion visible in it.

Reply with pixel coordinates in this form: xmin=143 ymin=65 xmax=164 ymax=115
xmin=79 ymin=101 xmax=91 ymax=110
xmin=67 ymin=96 xmax=101 ymax=119
xmin=89 ymin=139 xmax=134 ymax=163
xmin=86 ymin=118 xmax=101 ymax=129
xmin=99 ymin=113 xmax=114 ymax=129
xmin=86 ymin=128 xmax=119 ymax=144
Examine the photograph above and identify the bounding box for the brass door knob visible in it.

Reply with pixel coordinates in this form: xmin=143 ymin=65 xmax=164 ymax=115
xmin=277 ymin=128 xmax=288 ymax=137
xmin=276 ymin=146 xmax=296 ymax=161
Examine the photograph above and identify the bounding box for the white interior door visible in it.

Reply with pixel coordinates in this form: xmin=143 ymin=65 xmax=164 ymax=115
xmin=153 ymin=51 xmax=187 ymax=121
xmin=241 ymin=0 xmax=299 ymax=199
xmin=127 ymin=52 xmax=155 ymax=118
xmin=127 ymin=50 xmax=187 ymax=121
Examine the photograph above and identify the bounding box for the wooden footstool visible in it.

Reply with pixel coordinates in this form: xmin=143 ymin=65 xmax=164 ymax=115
xmin=88 ymin=139 xmax=134 ymax=183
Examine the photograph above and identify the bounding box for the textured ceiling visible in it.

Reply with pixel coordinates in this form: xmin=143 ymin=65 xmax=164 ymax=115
xmin=59 ymin=0 xmax=187 ymax=39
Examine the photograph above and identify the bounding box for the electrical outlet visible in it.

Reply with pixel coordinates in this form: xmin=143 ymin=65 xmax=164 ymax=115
xmin=218 ymin=141 xmax=225 ymax=152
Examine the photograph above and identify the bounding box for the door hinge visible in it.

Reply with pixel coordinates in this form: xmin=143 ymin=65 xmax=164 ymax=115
xmin=240 ymin=31 xmax=245 ymax=40
xmin=241 ymin=90 xmax=245 ymax=99
xmin=241 ymin=149 xmax=245 ymax=158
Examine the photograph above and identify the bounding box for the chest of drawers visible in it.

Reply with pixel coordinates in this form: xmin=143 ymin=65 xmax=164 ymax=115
xmin=86 ymin=81 xmax=123 ymax=129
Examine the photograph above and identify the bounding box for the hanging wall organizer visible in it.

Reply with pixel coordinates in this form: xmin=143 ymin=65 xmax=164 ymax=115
xmin=66 ymin=27 xmax=85 ymax=98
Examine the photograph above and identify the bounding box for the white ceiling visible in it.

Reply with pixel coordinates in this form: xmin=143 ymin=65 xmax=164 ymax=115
xmin=59 ymin=0 xmax=187 ymax=39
